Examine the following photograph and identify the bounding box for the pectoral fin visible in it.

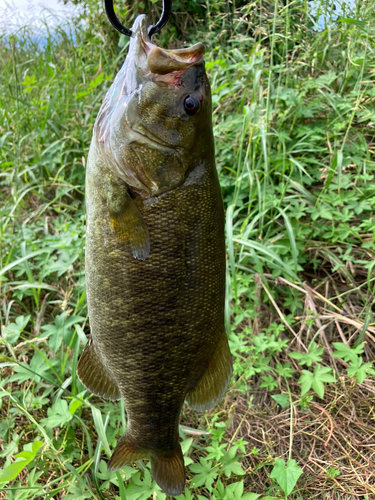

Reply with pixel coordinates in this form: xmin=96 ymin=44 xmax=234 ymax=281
xmin=77 ymin=336 xmax=121 ymax=401
xmin=186 ymin=331 xmax=232 ymax=411
xmin=106 ymin=181 xmax=150 ymax=261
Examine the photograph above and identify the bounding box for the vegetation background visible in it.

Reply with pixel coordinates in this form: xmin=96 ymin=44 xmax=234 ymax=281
xmin=1 ymin=0 xmax=375 ymax=498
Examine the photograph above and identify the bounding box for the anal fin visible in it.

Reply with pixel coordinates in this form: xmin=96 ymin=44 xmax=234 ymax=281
xmin=77 ymin=336 xmax=121 ymax=401
xmin=186 ymin=331 xmax=232 ymax=411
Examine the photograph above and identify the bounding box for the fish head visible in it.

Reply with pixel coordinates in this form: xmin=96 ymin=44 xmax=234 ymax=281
xmin=95 ymin=15 xmax=214 ymax=196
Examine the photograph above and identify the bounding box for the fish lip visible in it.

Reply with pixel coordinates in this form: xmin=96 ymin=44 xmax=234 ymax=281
xmin=135 ymin=19 xmax=204 ymax=79
xmin=146 ymin=48 xmax=205 ymax=79
xmin=111 ymin=16 xmax=206 ymax=99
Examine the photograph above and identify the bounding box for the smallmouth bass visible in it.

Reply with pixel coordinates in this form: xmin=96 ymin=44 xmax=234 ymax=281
xmin=78 ymin=15 xmax=232 ymax=496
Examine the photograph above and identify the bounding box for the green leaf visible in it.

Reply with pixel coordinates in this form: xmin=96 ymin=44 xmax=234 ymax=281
xmin=65 ymin=480 xmax=93 ymax=500
xmin=327 ymin=466 xmax=341 ymax=479
xmin=338 ymin=18 xmax=367 ymax=27
xmin=271 ymin=394 xmax=290 ymax=408
xmin=270 ymin=459 xmax=303 ymax=496
xmin=228 ymin=480 xmax=244 ymax=498
xmin=290 ymin=342 xmax=324 ymax=367
xmin=176 ymin=488 xmax=195 ymax=500
xmin=299 ymin=364 xmax=335 ymax=399
xmin=9 ymin=350 xmax=56 ymax=384
xmin=88 ymin=73 xmax=104 ymax=90
xmin=209 ymin=422 xmax=228 ymax=443
xmin=0 ymin=459 xmax=29 ymax=484
xmin=277 ymin=207 xmax=299 ymax=274
xmin=0 ymin=249 xmax=52 ymax=277
xmin=95 ymin=459 xmax=119 ymax=489
xmin=91 ymin=406 xmax=111 ymax=457
xmin=220 ymin=447 xmax=245 ymax=477
xmin=69 ymin=398 xmax=83 ymax=415
xmin=347 ymin=357 xmax=375 ymax=384
xmin=332 ymin=342 xmax=364 ymax=363
xmin=40 ymin=399 xmax=73 ymax=428
xmin=212 ymin=479 xmax=259 ymax=500
xmin=3 ymin=315 xmax=31 ymax=345
xmin=41 ymin=313 xmax=84 ymax=352
xmin=206 ymin=441 xmax=226 ymax=461
xmin=232 ymin=238 xmax=299 ymax=281
xmin=275 ymin=362 xmax=295 ymax=379
xmin=311 ymin=365 xmax=336 ymax=399
xmin=299 ymin=370 xmax=313 ymax=395
xmin=260 ymin=497 xmax=283 ymax=500
xmin=0 ymin=440 xmax=42 ymax=483
xmin=181 ymin=438 xmax=193 ymax=456
xmin=232 ymin=438 xmax=249 ymax=454
xmin=125 ymin=470 xmax=165 ymax=500
xmin=260 ymin=375 xmax=278 ymax=390
xmin=213 ymin=479 xmax=260 ymax=500
xmin=189 ymin=457 xmax=219 ymax=490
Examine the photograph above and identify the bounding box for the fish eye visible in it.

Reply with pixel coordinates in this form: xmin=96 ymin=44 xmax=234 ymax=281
xmin=183 ymin=95 xmax=200 ymax=116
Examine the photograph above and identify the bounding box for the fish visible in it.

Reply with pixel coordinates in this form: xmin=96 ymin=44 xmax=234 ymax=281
xmin=77 ymin=14 xmax=232 ymax=497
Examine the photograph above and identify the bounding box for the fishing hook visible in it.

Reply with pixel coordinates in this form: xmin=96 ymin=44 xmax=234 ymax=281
xmin=104 ymin=0 xmax=172 ymax=38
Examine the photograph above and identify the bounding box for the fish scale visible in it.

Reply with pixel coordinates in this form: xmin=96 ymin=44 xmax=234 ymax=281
xmin=78 ymin=14 xmax=232 ymax=496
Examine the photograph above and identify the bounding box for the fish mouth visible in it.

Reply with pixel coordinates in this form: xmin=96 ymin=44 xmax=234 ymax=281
xmin=129 ymin=15 xmax=205 ymax=83
xmin=144 ymin=41 xmax=205 ymax=78
xmin=101 ymin=15 xmax=206 ymax=116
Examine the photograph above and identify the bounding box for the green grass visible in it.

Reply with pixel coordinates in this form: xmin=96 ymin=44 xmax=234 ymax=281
xmin=1 ymin=0 xmax=375 ymax=498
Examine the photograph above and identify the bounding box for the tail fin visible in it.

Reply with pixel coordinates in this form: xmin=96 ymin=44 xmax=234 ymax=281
xmin=108 ymin=432 xmax=185 ymax=497
xmin=151 ymin=445 xmax=185 ymax=497
xmin=107 ymin=432 xmax=149 ymax=471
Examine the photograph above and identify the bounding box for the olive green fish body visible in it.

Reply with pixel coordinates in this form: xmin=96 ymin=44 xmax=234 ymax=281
xmin=78 ymin=15 xmax=232 ymax=496
xmin=86 ymin=151 xmax=225 ymax=440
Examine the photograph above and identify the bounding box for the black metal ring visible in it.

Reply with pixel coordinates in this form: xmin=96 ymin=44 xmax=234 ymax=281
xmin=103 ymin=0 xmax=172 ymax=38
xmin=148 ymin=0 xmax=172 ymax=38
